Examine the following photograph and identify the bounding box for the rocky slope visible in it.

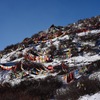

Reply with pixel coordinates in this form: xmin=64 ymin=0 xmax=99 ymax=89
xmin=0 ymin=15 xmax=100 ymax=100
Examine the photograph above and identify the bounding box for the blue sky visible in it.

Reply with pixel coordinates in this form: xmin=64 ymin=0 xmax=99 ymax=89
xmin=0 ymin=0 xmax=100 ymax=50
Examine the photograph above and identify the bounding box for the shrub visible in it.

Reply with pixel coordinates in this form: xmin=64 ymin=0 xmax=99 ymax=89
xmin=56 ymin=77 xmax=100 ymax=100
xmin=0 ymin=76 xmax=62 ymax=100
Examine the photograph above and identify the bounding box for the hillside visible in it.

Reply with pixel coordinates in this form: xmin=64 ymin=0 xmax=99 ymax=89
xmin=0 ymin=15 xmax=100 ymax=100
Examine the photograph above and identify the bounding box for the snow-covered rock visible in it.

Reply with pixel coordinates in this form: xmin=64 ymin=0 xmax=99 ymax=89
xmin=79 ymin=92 xmax=100 ymax=100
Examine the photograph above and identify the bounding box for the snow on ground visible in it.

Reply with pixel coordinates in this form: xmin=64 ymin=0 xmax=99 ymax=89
xmin=78 ymin=29 xmax=100 ymax=37
xmin=43 ymin=54 xmax=100 ymax=68
xmin=82 ymin=42 xmax=95 ymax=46
xmin=64 ymin=54 xmax=100 ymax=67
xmin=12 ymin=57 xmax=24 ymax=62
xmin=78 ymin=92 xmax=100 ymax=100
xmin=0 ymin=51 xmax=17 ymax=63
xmin=89 ymin=71 xmax=100 ymax=81
xmin=43 ymin=59 xmax=61 ymax=67
xmin=33 ymin=72 xmax=58 ymax=79
xmin=3 ymin=78 xmax=22 ymax=87
xmin=59 ymin=34 xmax=69 ymax=40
